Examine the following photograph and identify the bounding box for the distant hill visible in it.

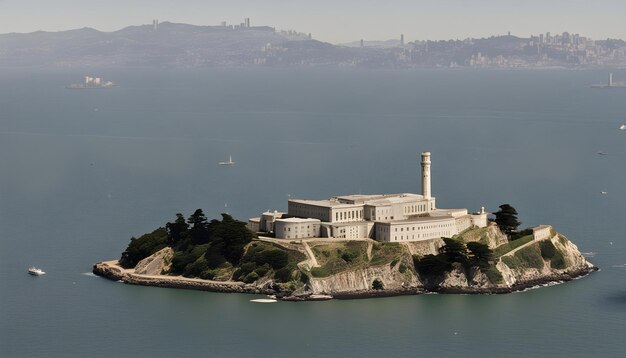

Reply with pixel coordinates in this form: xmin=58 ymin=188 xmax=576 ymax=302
xmin=1 ymin=22 xmax=625 ymax=68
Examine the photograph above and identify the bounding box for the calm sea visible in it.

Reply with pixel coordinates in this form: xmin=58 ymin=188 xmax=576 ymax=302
xmin=1 ymin=67 xmax=625 ymax=357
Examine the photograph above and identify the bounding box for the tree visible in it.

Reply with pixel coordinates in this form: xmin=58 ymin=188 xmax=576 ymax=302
xmin=119 ymin=228 xmax=168 ymax=268
xmin=440 ymin=238 xmax=468 ymax=264
xmin=166 ymin=213 xmax=188 ymax=245
xmin=187 ymin=209 xmax=209 ymax=244
xmin=467 ymin=242 xmax=493 ymax=269
xmin=416 ymin=254 xmax=451 ymax=277
xmin=494 ymin=204 xmax=521 ymax=235
xmin=372 ymin=278 xmax=384 ymax=290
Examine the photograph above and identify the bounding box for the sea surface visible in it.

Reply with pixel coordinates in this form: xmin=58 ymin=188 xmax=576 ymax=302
xmin=1 ymin=67 xmax=625 ymax=357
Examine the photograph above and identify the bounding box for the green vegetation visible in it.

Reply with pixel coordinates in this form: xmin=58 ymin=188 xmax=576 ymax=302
xmin=501 ymin=243 xmax=545 ymax=270
xmin=416 ymin=254 xmax=452 ymax=277
xmin=539 ymin=240 xmax=567 ymax=269
xmin=539 ymin=240 xmax=557 ymax=259
xmin=484 ymin=266 xmax=504 ymax=284
xmin=119 ymin=227 xmax=168 ymax=268
xmin=494 ymin=204 xmax=521 ymax=235
xmin=234 ymin=241 xmax=305 ymax=283
xmin=467 ymin=242 xmax=493 ymax=269
xmin=493 ymin=235 xmax=533 ymax=257
xmin=370 ymin=242 xmax=404 ymax=266
xmin=415 ymin=238 xmax=502 ymax=284
xmin=310 ymin=241 xmax=369 ymax=278
xmin=120 ymin=210 xmax=307 ymax=287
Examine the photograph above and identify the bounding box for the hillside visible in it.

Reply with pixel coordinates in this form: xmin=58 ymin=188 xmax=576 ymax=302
xmin=93 ymin=210 xmax=597 ymax=300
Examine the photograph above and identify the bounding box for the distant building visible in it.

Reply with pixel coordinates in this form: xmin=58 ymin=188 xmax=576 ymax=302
xmin=245 ymin=18 xmax=250 ymax=28
xmin=152 ymin=19 xmax=159 ymax=31
xmin=250 ymin=152 xmax=488 ymax=242
xmin=400 ymin=34 xmax=404 ymax=46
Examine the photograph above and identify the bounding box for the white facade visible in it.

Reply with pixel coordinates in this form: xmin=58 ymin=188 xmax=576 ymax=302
xmin=274 ymin=218 xmax=321 ymax=239
xmin=533 ymin=225 xmax=553 ymax=241
xmin=251 ymin=152 xmax=489 ymax=241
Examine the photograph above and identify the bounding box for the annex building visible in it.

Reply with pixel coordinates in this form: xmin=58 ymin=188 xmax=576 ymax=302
xmin=248 ymin=152 xmax=488 ymax=242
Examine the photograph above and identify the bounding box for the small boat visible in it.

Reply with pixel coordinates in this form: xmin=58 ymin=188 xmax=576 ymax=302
xmin=619 ymin=124 xmax=626 ymax=130
xmin=250 ymin=298 xmax=277 ymax=303
xmin=218 ymin=155 xmax=235 ymax=165
xmin=597 ymin=151 xmax=607 ymax=156
xmin=601 ymin=191 xmax=608 ymax=195
xmin=28 ymin=267 xmax=45 ymax=276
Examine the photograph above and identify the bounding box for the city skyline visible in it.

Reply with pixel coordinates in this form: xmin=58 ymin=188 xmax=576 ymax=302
xmin=1 ymin=0 xmax=626 ymax=43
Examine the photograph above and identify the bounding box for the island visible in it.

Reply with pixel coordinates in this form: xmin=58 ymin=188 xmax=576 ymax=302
xmin=94 ymin=152 xmax=597 ymax=300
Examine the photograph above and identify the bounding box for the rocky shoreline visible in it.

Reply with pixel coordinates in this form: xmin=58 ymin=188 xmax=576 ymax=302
xmin=93 ymin=260 xmax=598 ymax=301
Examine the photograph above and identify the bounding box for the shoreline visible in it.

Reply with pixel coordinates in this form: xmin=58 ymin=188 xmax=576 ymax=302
xmin=93 ymin=260 xmax=598 ymax=301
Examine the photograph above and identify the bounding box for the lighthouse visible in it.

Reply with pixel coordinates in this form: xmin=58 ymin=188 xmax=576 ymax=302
xmin=421 ymin=151 xmax=431 ymax=199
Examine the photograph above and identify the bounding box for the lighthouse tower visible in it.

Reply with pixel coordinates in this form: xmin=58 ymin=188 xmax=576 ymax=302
xmin=421 ymin=151 xmax=431 ymax=199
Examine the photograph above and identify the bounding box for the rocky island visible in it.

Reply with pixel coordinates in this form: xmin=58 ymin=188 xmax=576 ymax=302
xmin=93 ymin=152 xmax=596 ymax=300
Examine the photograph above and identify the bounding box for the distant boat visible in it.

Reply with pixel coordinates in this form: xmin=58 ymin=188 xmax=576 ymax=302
xmin=219 ymin=155 xmax=235 ymax=165
xmin=601 ymin=191 xmax=608 ymax=195
xmin=620 ymin=124 xmax=626 ymax=130
xmin=67 ymin=75 xmax=114 ymax=89
xmin=28 ymin=267 xmax=45 ymax=276
xmin=597 ymin=151 xmax=607 ymax=156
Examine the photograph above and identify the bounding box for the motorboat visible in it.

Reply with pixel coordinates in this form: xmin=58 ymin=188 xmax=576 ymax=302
xmin=28 ymin=267 xmax=46 ymax=276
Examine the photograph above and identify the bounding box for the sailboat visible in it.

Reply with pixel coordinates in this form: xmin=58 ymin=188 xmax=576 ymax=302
xmin=219 ymin=155 xmax=235 ymax=165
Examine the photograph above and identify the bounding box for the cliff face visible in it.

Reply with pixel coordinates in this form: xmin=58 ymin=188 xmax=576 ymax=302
xmin=301 ymin=231 xmax=595 ymax=297
xmin=309 ymin=261 xmax=422 ymax=294
xmin=134 ymin=247 xmax=173 ymax=275
xmin=94 ymin=227 xmax=596 ymax=300
xmin=495 ymin=235 xmax=594 ymax=288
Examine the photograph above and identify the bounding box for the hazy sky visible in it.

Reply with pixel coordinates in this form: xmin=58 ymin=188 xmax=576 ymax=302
xmin=1 ymin=0 xmax=625 ymax=43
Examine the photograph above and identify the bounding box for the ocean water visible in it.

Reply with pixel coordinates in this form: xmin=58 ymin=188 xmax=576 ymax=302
xmin=1 ymin=67 xmax=625 ymax=357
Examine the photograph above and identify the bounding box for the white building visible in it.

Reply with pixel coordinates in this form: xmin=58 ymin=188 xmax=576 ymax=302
xmin=249 ymin=152 xmax=488 ymax=242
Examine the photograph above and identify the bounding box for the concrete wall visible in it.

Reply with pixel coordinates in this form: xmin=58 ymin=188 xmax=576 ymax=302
xmin=533 ymin=225 xmax=552 ymax=241
xmin=274 ymin=219 xmax=321 ymax=239
xmin=376 ymin=217 xmax=458 ymax=242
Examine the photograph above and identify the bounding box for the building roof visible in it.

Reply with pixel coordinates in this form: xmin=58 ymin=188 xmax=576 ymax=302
xmin=290 ymin=193 xmax=430 ymax=208
xmin=376 ymin=215 xmax=456 ymax=225
xmin=275 ymin=217 xmax=321 ymax=223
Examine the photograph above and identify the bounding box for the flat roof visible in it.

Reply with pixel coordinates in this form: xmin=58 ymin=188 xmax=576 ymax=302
xmin=290 ymin=193 xmax=431 ymax=208
xmin=275 ymin=217 xmax=321 ymax=223
xmin=376 ymin=215 xmax=456 ymax=225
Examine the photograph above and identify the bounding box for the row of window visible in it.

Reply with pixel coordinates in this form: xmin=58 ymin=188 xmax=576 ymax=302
xmin=335 ymin=209 xmax=363 ymax=222
xmin=403 ymin=203 xmax=428 ymax=214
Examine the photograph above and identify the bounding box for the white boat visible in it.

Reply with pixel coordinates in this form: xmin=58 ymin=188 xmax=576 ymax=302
xmin=28 ymin=267 xmax=45 ymax=276
xmin=619 ymin=124 xmax=626 ymax=130
xmin=219 ymin=155 xmax=235 ymax=165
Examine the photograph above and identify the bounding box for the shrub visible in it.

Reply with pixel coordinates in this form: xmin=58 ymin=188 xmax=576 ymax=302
xmin=484 ymin=266 xmax=503 ymax=284
xmin=514 ymin=245 xmax=544 ymax=270
xmin=310 ymin=267 xmax=330 ymax=278
xmin=539 ymin=240 xmax=557 ymax=259
xmin=399 ymin=263 xmax=407 ymax=273
xmin=243 ymin=272 xmax=260 ymax=283
xmin=341 ymin=251 xmax=358 ymax=263
xmin=119 ymin=228 xmax=168 ymax=268
xmin=299 ymin=271 xmax=310 ymax=284
xmin=183 ymin=257 xmax=209 ymax=277
xmin=417 ymin=254 xmax=452 ymax=277
xmin=247 ymin=248 xmax=289 ymax=269
xmin=254 ymin=263 xmax=271 ymax=277
xmin=274 ymin=267 xmax=292 ymax=283
xmin=199 ymin=269 xmax=216 ymax=280
xmin=550 ymin=251 xmax=567 ymax=269
xmin=372 ymin=278 xmax=384 ymax=290
xmin=390 ymin=259 xmax=399 ymax=267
